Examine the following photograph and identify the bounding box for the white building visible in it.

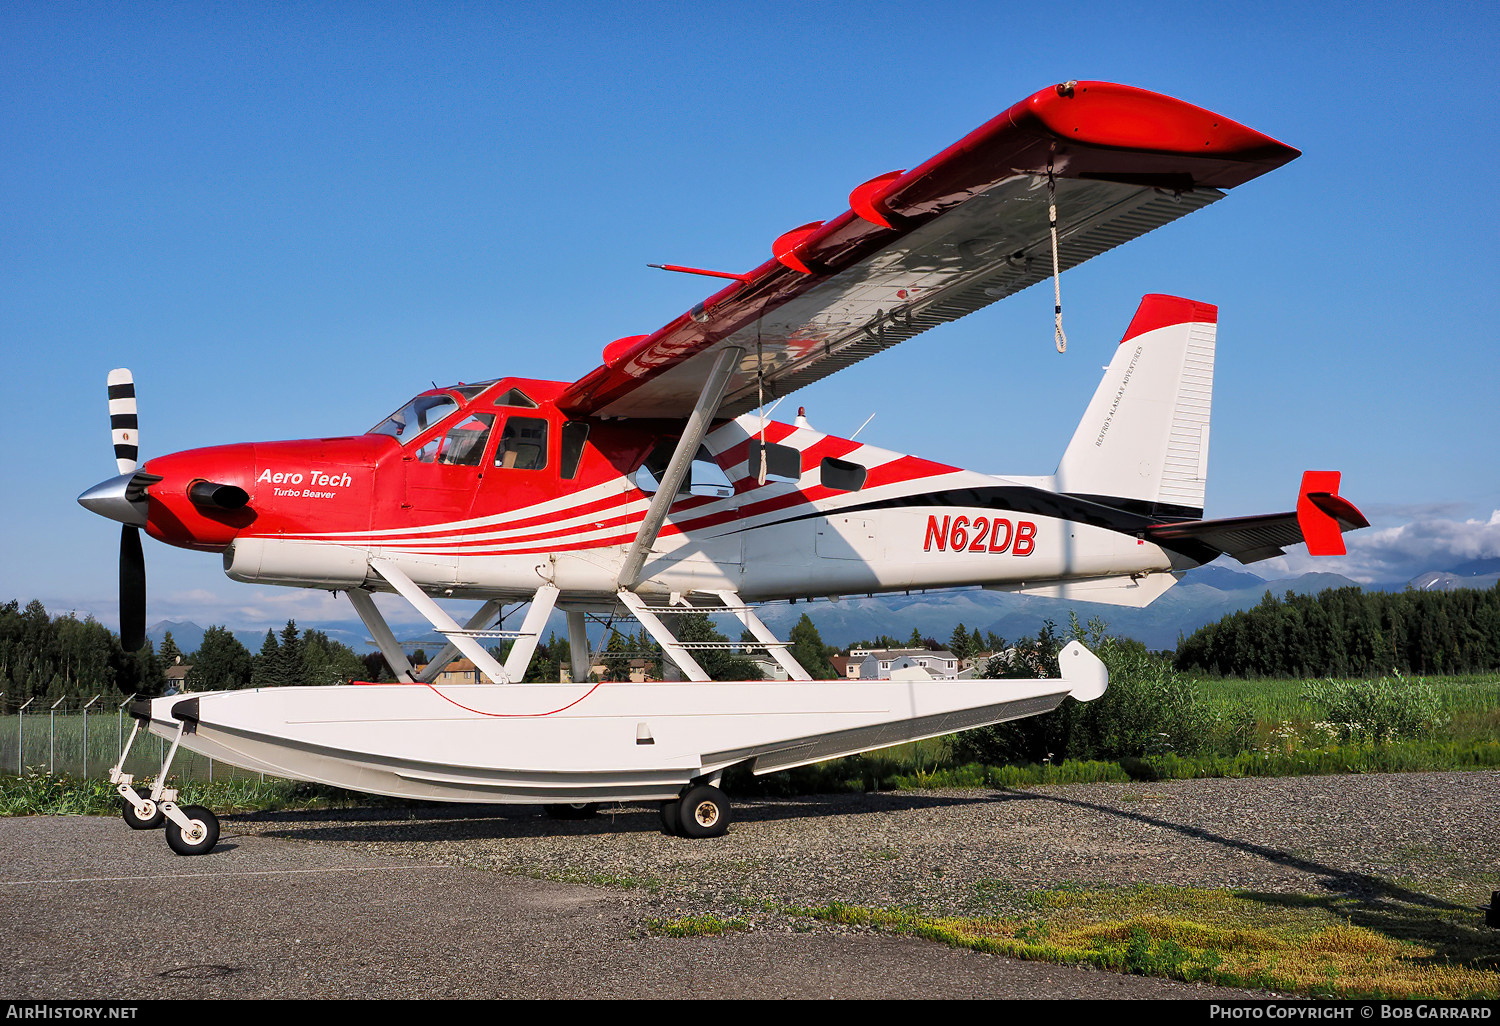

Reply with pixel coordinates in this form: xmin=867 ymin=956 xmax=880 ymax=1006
xmin=847 ymin=647 xmax=960 ymax=680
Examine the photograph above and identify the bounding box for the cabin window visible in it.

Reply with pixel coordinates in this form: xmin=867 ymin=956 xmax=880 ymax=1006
xmin=820 ymin=456 xmax=867 ymax=492
xmin=418 ymin=413 xmax=494 ymax=466
xmin=690 ymin=449 xmax=734 ymax=497
xmin=634 ymin=441 xmax=680 ymax=495
xmin=560 ymin=422 xmax=589 ymax=480
xmin=747 ymin=440 xmax=801 ymax=483
xmin=496 ymin=417 xmax=548 ymax=470
xmin=493 ymin=388 xmax=538 ymax=409
xmin=634 ymin=443 xmax=733 ymax=497
xmin=368 ymin=394 xmax=458 ymax=445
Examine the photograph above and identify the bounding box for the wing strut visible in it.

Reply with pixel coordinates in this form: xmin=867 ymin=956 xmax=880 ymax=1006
xmin=565 ymin=609 xmax=592 ymax=683
xmin=616 ymin=345 xmax=744 ymax=590
xmin=367 ymin=557 xmax=559 ymax=684
xmin=712 ymin=590 xmax=812 ymax=681
xmin=616 ymin=591 xmax=711 ymax=682
xmin=414 ymin=599 xmax=505 ymax=683
xmin=346 ymin=588 xmax=419 ymax=683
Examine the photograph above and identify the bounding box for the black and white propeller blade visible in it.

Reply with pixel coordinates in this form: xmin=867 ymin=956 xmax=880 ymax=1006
xmin=109 ymin=368 xmax=140 ymax=475
xmin=80 ymin=368 xmax=156 ymax=653
xmin=120 ymin=523 xmax=147 ymax=653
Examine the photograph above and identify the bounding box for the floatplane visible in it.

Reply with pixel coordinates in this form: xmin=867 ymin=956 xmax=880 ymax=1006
xmin=78 ymin=81 xmax=1366 ymax=853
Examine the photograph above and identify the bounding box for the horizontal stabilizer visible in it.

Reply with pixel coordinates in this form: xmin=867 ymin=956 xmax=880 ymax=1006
xmin=1144 ymin=512 xmax=1305 ymax=564
xmin=1144 ymin=470 xmax=1368 ymax=564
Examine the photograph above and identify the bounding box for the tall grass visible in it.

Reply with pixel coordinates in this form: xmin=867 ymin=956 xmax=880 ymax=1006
xmin=0 ymin=769 xmax=384 ymax=817
xmin=0 ymin=713 xmax=263 ymax=781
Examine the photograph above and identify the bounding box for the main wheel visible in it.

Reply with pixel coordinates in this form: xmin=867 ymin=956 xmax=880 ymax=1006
xmin=543 ymin=802 xmax=599 ymax=820
xmin=676 ymin=785 xmax=731 ymax=839
xmin=164 ymin=805 xmax=220 ymax=856
xmin=121 ymin=797 xmax=164 ymax=830
xmin=659 ymin=799 xmax=683 ymax=836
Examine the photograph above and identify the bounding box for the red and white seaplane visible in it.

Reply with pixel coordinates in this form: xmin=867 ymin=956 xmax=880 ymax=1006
xmin=79 ymin=82 xmax=1366 ymax=853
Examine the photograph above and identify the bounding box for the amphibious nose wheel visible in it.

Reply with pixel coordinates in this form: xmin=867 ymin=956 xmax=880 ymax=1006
xmin=164 ymin=805 xmax=220 ymax=857
xmin=109 ymin=717 xmax=222 ymax=856
xmin=121 ymin=797 xmax=165 ymax=830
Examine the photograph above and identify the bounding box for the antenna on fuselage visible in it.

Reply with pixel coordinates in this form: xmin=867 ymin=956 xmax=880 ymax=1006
xmin=850 ymin=413 xmax=876 ymax=441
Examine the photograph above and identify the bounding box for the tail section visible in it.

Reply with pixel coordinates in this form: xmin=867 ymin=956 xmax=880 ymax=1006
xmin=1143 ymin=470 xmax=1369 ymax=564
xmin=1055 ymin=295 xmax=1217 ymax=517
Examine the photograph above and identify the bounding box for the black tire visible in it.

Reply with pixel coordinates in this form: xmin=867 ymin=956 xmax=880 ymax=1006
xmin=676 ymin=785 xmax=731 ymax=839
xmin=543 ymin=802 xmax=599 ymax=820
xmin=164 ymin=805 xmax=220 ymax=856
xmin=121 ymin=797 xmax=164 ymax=830
xmin=659 ymin=799 xmax=683 ymax=836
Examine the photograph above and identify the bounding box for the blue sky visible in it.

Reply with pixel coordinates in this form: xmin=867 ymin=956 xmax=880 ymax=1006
xmin=3 ymin=1 xmax=1497 ymax=631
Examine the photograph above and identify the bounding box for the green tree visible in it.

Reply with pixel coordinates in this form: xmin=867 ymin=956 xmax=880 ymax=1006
xmin=251 ymin=629 xmax=282 ymax=688
xmin=947 ymin=622 xmax=972 ymax=661
xmin=159 ymin=630 xmax=184 ymax=668
xmin=788 ymin=613 xmax=836 ymax=679
xmin=602 ymin=631 xmax=632 ymax=682
xmin=667 ymin=612 xmax=762 ymax=681
xmin=187 ymin=626 xmax=253 ymax=691
xmin=301 ymin=629 xmax=367 ymax=685
xmin=277 ymin=620 xmax=302 ymax=684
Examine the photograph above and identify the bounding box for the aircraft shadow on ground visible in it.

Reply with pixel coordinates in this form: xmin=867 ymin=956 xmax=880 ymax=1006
xmin=233 ymin=789 xmax=1031 ymax=843
xmin=1013 ymin=789 xmax=1499 ymax=969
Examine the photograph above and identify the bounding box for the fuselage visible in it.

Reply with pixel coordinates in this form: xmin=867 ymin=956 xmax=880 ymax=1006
xmin=134 ymin=376 xmax=1192 ymax=606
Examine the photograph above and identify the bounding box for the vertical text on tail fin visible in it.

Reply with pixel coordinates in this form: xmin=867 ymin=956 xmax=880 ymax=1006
xmin=1054 ymin=295 xmax=1218 ymax=517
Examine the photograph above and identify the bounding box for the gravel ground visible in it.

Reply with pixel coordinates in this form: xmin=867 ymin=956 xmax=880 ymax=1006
xmin=0 ymin=816 xmax=1259 ymax=999
xmin=233 ymin=770 xmax=1500 ymax=927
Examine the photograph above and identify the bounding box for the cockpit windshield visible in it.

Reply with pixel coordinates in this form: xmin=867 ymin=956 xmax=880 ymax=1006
xmin=367 ymin=394 xmax=460 ymax=445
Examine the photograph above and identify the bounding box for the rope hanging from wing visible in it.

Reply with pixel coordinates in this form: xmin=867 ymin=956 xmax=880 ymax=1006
xmin=1048 ymin=158 xmax=1068 ymax=355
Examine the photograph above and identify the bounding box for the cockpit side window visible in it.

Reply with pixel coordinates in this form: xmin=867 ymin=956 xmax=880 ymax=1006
xmin=560 ymin=421 xmax=589 ymax=480
xmin=418 ymin=413 xmax=495 ymax=466
xmin=368 ymin=394 xmax=459 ymax=445
xmin=496 ymin=417 xmax=548 ymax=470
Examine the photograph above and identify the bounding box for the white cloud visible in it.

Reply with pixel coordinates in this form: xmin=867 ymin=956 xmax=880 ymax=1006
xmin=1258 ymin=509 xmax=1500 ymax=585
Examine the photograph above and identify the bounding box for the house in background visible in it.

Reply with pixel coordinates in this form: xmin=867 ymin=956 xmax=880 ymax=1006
xmin=848 ymin=647 xmax=960 ymax=680
xmin=410 ymin=658 xmax=494 ymax=685
xmin=163 ymin=663 xmax=193 ymax=695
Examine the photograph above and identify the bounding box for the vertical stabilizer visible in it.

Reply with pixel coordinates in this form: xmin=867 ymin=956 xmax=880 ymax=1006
xmin=1055 ymin=295 xmax=1217 ymax=517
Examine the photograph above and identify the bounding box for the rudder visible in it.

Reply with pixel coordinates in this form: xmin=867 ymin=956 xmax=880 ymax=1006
xmin=1055 ymin=294 xmax=1217 ymax=517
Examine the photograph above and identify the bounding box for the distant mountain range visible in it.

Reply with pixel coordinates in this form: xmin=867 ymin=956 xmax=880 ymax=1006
xmin=147 ymin=560 xmax=1496 ymax=660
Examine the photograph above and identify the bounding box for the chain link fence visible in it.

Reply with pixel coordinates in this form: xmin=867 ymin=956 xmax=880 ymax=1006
xmin=0 ymin=695 xmax=263 ymax=782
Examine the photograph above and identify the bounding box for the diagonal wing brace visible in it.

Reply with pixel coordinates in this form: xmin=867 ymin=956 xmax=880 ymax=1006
xmin=616 ymin=345 xmax=744 ymax=590
xmin=368 ymin=557 xmax=559 ymax=684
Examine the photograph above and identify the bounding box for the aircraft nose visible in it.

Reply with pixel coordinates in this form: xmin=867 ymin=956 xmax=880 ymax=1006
xmin=78 ymin=471 xmax=158 ymax=527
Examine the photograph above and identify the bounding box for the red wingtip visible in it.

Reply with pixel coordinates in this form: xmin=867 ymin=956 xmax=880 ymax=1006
xmin=1120 ymin=294 xmax=1218 ymax=345
xmin=1297 ymin=471 xmax=1367 ymax=556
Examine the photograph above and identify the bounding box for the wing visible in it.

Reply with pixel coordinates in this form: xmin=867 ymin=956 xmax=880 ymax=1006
xmin=559 ymin=81 xmax=1299 ymax=420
